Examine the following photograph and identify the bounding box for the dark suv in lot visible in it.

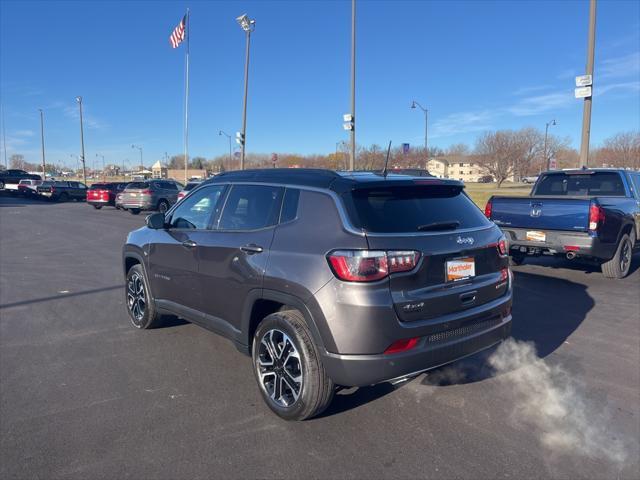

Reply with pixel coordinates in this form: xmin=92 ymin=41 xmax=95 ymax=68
xmin=123 ymin=169 xmax=513 ymax=420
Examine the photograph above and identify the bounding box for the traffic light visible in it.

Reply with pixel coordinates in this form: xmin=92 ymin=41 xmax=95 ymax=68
xmin=236 ymin=131 xmax=245 ymax=146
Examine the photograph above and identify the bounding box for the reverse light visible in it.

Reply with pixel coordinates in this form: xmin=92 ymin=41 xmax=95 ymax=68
xmin=327 ymin=250 xmax=420 ymax=282
xmin=384 ymin=337 xmax=420 ymax=355
xmin=499 ymin=268 xmax=509 ymax=282
xmin=588 ymin=202 xmax=604 ymax=232
xmin=484 ymin=199 xmax=493 ymax=219
xmin=498 ymin=238 xmax=508 ymax=256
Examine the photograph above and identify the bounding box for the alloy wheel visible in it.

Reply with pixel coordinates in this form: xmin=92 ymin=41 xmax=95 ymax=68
xmin=620 ymin=239 xmax=631 ymax=274
xmin=127 ymin=272 xmax=146 ymax=326
xmin=256 ymin=329 xmax=303 ymax=407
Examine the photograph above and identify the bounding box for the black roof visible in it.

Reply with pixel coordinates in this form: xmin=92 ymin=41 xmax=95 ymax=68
xmin=205 ymin=168 xmax=462 ymax=194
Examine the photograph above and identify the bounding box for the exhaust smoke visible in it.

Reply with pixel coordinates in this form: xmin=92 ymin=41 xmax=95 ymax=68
xmin=488 ymin=338 xmax=629 ymax=466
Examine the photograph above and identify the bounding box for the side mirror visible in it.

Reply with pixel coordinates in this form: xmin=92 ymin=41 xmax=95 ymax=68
xmin=146 ymin=212 xmax=167 ymax=229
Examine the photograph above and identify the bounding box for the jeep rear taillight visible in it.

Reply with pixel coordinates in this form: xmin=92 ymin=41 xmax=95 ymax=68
xmin=498 ymin=237 xmax=508 ymax=256
xmin=589 ymin=202 xmax=604 ymax=232
xmin=327 ymin=250 xmax=420 ymax=282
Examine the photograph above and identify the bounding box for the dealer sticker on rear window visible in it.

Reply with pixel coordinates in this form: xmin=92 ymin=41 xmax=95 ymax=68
xmin=446 ymin=257 xmax=476 ymax=282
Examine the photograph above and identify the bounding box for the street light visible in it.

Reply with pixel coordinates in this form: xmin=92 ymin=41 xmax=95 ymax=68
xmin=39 ymin=109 xmax=46 ymax=179
xmin=131 ymin=144 xmax=143 ymax=171
xmin=236 ymin=13 xmax=255 ymax=170
xmin=411 ymin=100 xmax=428 ymax=155
xmin=544 ymin=119 xmax=557 ymax=171
xmin=219 ymin=130 xmax=233 ymax=168
xmin=76 ymin=96 xmax=87 ymax=185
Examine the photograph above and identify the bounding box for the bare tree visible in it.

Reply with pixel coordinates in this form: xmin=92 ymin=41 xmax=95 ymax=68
xmin=10 ymin=154 xmax=26 ymax=170
xmin=594 ymin=131 xmax=640 ymax=169
xmin=474 ymin=131 xmax=520 ymax=187
xmin=446 ymin=143 xmax=470 ymax=156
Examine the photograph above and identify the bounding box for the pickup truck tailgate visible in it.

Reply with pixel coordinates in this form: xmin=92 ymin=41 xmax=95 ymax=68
xmin=491 ymin=197 xmax=590 ymax=232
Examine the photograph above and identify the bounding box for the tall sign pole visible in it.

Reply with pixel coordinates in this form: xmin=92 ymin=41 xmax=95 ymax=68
xmin=579 ymin=0 xmax=596 ymax=168
xmin=39 ymin=109 xmax=46 ymax=179
xmin=349 ymin=0 xmax=356 ymax=171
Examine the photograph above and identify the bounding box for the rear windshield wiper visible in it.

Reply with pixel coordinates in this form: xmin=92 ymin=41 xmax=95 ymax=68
xmin=417 ymin=221 xmax=461 ymax=231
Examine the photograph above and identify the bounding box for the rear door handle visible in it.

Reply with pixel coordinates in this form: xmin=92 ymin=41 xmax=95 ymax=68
xmin=240 ymin=244 xmax=264 ymax=254
xmin=460 ymin=291 xmax=477 ymax=305
xmin=182 ymin=239 xmax=197 ymax=248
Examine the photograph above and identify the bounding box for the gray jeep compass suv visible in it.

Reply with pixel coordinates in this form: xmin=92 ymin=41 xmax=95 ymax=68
xmin=123 ymin=169 xmax=513 ymax=420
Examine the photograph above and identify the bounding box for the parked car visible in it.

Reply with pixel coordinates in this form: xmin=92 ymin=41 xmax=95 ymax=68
xmin=485 ymin=168 xmax=640 ymax=278
xmin=477 ymin=175 xmax=494 ymax=183
xmin=117 ymin=179 xmax=183 ymax=214
xmin=87 ymin=182 xmax=129 ymax=209
xmin=0 ymin=169 xmax=41 ymax=192
xmin=522 ymin=175 xmax=539 ymax=184
xmin=176 ymin=180 xmax=202 ymax=202
xmin=36 ymin=180 xmax=88 ymax=202
xmin=17 ymin=178 xmax=43 ymax=196
xmin=123 ymin=169 xmax=513 ymax=420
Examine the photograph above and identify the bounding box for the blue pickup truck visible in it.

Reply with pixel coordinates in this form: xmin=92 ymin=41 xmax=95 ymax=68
xmin=485 ymin=168 xmax=640 ymax=278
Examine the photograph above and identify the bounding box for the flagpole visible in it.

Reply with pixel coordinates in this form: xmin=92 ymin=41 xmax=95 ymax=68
xmin=184 ymin=9 xmax=190 ymax=184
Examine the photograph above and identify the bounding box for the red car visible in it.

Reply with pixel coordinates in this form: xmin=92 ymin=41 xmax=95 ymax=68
xmin=87 ymin=182 xmax=129 ymax=209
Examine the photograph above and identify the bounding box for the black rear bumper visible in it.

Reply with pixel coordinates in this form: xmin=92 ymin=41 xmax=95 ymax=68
xmin=501 ymin=227 xmax=615 ymax=260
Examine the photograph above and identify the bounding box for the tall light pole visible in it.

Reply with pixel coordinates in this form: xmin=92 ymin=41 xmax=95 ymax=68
xmin=76 ymin=96 xmax=87 ymax=185
xmin=219 ymin=130 xmax=233 ymax=167
xmin=544 ymin=119 xmax=557 ymax=171
xmin=1 ymin=102 xmax=7 ymax=169
xmin=350 ymin=0 xmax=356 ymax=171
xmin=579 ymin=0 xmax=597 ymax=168
xmin=96 ymin=153 xmax=105 ymax=180
xmin=411 ymin=100 xmax=428 ymax=156
xmin=39 ymin=109 xmax=46 ymax=179
xmin=131 ymin=144 xmax=143 ymax=171
xmin=237 ymin=14 xmax=255 ymax=170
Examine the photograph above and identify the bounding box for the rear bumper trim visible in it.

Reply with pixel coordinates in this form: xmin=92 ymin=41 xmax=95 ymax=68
xmin=320 ymin=315 xmax=512 ymax=387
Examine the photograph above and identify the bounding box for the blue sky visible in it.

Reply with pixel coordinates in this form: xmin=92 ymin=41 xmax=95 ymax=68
xmin=1 ymin=0 xmax=639 ymax=169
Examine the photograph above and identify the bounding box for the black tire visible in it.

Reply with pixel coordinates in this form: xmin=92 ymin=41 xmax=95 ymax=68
xmin=125 ymin=264 xmax=163 ymax=329
xmin=252 ymin=310 xmax=334 ymax=421
xmin=601 ymin=233 xmax=633 ymax=279
xmin=129 ymin=208 xmax=141 ymax=215
xmin=509 ymin=254 xmax=525 ymax=266
xmin=0 ymin=180 xmax=4 ymax=189
xmin=157 ymin=199 xmax=169 ymax=214
xmin=93 ymin=205 xmax=102 ymax=210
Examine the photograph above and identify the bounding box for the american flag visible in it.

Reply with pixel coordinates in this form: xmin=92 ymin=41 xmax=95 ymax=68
xmin=169 ymin=14 xmax=186 ymax=49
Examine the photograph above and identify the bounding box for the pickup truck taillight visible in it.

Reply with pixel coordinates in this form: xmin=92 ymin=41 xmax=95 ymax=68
xmin=589 ymin=202 xmax=605 ymax=232
xmin=140 ymin=189 xmax=152 ymax=196
xmin=327 ymin=250 xmax=421 ymax=282
xmin=484 ymin=199 xmax=492 ymax=219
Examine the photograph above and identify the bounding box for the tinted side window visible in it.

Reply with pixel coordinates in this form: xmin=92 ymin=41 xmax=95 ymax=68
xmin=629 ymin=173 xmax=640 ymax=199
xmin=162 ymin=182 xmax=178 ymax=190
xmin=169 ymin=185 xmax=226 ymax=230
xmin=280 ymin=188 xmax=300 ymax=223
xmin=219 ymin=185 xmax=284 ymax=231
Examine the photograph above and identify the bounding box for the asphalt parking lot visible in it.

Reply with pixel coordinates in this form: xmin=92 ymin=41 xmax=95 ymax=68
xmin=1 ymin=194 xmax=639 ymax=479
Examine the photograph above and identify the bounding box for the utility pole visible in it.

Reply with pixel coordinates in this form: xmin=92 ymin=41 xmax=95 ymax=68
xmin=76 ymin=96 xmax=87 ymax=185
xmin=350 ymin=0 xmax=356 ymax=171
xmin=1 ymin=102 xmax=7 ymax=169
xmin=219 ymin=130 xmax=233 ymax=167
xmin=39 ymin=109 xmax=46 ymax=179
xmin=237 ymin=14 xmax=255 ymax=170
xmin=579 ymin=0 xmax=597 ymax=168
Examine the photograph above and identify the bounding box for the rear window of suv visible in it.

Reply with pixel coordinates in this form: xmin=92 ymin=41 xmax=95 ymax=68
xmin=344 ymin=185 xmax=490 ymax=233
xmin=534 ymin=172 xmax=626 ymax=196
xmin=126 ymin=182 xmax=149 ymax=190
